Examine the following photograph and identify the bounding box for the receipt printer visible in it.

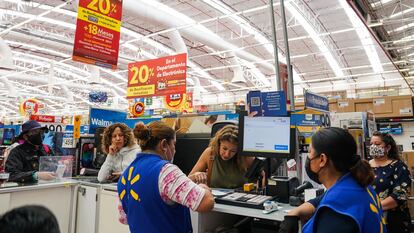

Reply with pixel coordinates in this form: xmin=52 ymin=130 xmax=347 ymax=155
xmin=266 ymin=176 xmax=299 ymax=203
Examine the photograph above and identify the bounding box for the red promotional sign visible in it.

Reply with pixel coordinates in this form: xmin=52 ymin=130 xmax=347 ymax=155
xmin=72 ymin=0 xmax=123 ymax=69
xmin=164 ymin=93 xmax=193 ymax=113
xmin=131 ymin=102 xmax=145 ymax=117
xmin=127 ymin=53 xmax=187 ymax=98
xmin=19 ymin=98 xmax=39 ymax=116
xmin=30 ymin=115 xmax=63 ymax=123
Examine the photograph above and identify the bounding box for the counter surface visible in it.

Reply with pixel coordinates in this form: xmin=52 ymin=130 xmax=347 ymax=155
xmin=0 ymin=180 xmax=77 ymax=193
xmin=213 ymin=202 xmax=293 ymax=221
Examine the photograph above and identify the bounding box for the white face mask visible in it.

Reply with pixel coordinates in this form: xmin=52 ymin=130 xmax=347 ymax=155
xmin=370 ymin=144 xmax=385 ymax=158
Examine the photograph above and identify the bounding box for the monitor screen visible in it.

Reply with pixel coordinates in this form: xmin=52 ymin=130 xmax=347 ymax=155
xmin=3 ymin=128 xmax=15 ymax=145
xmin=174 ymin=134 xmax=210 ymax=175
xmin=239 ymin=116 xmax=292 ymax=158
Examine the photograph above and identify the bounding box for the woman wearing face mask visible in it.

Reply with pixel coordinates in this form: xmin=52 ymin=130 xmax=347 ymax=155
xmin=5 ymin=120 xmax=55 ymax=183
xmin=189 ymin=125 xmax=253 ymax=188
xmin=97 ymin=123 xmax=140 ymax=183
xmin=279 ymin=127 xmax=386 ymax=233
xmin=369 ymin=132 xmax=411 ymax=233
xmin=117 ymin=121 xmax=214 ymax=233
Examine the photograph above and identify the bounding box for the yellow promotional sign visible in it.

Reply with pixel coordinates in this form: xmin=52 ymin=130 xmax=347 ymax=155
xmin=73 ymin=115 xmax=81 ymax=139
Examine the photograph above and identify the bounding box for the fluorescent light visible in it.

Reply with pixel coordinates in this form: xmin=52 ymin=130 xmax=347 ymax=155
xmin=6 ymin=40 xmax=69 ymax=57
xmin=287 ymin=2 xmax=344 ymax=77
xmin=393 ymin=35 xmax=414 ymax=44
xmin=0 ymin=9 xmax=76 ymax=29
xmin=371 ymin=0 xmax=395 ymax=8
xmin=340 ymin=1 xmax=383 ymax=73
xmin=389 ymin=22 xmax=414 ymax=34
xmin=390 ymin=8 xmax=414 ymax=19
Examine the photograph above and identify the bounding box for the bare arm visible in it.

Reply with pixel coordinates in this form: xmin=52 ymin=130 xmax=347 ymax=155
xmin=287 ymin=202 xmax=316 ymax=223
xmin=381 ymin=196 xmax=398 ymax=211
xmin=189 ymin=147 xmax=211 ymax=175
xmin=188 ymin=147 xmax=212 ymax=184
xmin=195 ymin=184 xmax=215 ymax=212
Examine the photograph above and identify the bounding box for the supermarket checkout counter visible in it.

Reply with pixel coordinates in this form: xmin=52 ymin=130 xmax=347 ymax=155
xmin=0 ymin=180 xmax=78 ymax=233
xmin=0 ymin=179 xmax=295 ymax=233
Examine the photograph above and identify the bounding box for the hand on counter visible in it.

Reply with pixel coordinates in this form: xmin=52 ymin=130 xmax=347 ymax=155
xmin=189 ymin=172 xmax=207 ymax=184
xmin=106 ymin=172 xmax=121 ymax=182
xmin=37 ymin=172 xmax=56 ymax=181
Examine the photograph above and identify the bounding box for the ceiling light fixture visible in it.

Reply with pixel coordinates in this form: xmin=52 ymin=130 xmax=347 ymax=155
xmin=340 ymin=0 xmax=383 ymax=73
xmin=286 ymin=1 xmax=344 ymax=77
xmin=389 ymin=7 xmax=414 ymax=19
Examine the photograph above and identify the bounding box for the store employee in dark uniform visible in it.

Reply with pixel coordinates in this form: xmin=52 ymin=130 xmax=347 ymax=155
xmin=5 ymin=120 xmax=55 ymax=183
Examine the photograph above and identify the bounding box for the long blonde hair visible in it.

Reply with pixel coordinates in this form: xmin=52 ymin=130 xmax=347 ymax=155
xmin=209 ymin=125 xmax=249 ymax=171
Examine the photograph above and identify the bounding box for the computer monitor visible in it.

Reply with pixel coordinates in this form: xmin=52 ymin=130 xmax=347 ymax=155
xmin=174 ymin=133 xmax=210 ymax=175
xmin=239 ymin=115 xmax=294 ymax=158
xmin=2 ymin=128 xmax=15 ymax=145
xmin=0 ymin=128 xmax=4 ymax=145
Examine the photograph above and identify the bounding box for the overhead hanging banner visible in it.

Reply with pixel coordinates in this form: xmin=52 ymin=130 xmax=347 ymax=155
xmin=164 ymin=92 xmax=193 ymax=113
xmin=127 ymin=53 xmax=187 ymax=99
xmin=19 ymin=98 xmax=40 ymax=116
xmin=30 ymin=115 xmax=63 ymax=123
xmin=72 ymin=0 xmax=123 ymax=69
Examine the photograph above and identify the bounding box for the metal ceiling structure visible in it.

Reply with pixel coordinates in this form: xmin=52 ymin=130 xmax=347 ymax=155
xmin=0 ymin=0 xmax=412 ymax=119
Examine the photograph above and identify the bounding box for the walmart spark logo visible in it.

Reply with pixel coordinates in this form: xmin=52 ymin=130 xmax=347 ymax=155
xmin=367 ymin=188 xmax=386 ymax=233
xmin=119 ymin=166 xmax=141 ymax=202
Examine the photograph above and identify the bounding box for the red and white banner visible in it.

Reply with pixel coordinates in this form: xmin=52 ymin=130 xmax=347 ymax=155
xmin=30 ymin=115 xmax=63 ymax=123
xmin=127 ymin=53 xmax=187 ymax=99
xmin=72 ymin=0 xmax=123 ymax=69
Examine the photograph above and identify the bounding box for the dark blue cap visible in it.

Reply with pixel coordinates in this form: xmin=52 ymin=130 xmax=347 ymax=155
xmin=20 ymin=120 xmax=48 ymax=136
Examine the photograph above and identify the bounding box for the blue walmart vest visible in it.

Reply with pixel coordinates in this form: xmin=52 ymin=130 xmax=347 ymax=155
xmin=303 ymin=173 xmax=386 ymax=233
xmin=117 ymin=153 xmax=192 ymax=233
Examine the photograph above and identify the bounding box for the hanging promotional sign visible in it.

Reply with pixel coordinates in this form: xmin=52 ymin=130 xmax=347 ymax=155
xmin=19 ymin=98 xmax=39 ymax=116
xmin=72 ymin=0 xmax=123 ymax=69
xmin=131 ymin=101 xmax=145 ymax=117
xmin=30 ymin=115 xmax=63 ymax=123
xmin=73 ymin=115 xmax=82 ymax=139
xmin=127 ymin=53 xmax=187 ymax=98
xmin=164 ymin=93 xmax=193 ymax=113
xmin=304 ymin=91 xmax=329 ymax=112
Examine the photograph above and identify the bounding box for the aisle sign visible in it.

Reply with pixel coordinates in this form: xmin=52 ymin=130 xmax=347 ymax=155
xmin=127 ymin=53 xmax=187 ymax=98
xmin=304 ymin=91 xmax=329 ymax=112
xmin=72 ymin=0 xmax=123 ymax=69
xmin=73 ymin=115 xmax=81 ymax=139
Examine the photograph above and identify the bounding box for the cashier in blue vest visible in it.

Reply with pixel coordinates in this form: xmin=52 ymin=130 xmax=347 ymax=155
xmin=117 ymin=121 xmax=214 ymax=233
xmin=279 ymin=127 xmax=386 ymax=233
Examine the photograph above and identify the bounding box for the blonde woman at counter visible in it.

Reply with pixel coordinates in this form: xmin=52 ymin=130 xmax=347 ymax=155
xmin=97 ymin=123 xmax=140 ymax=183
